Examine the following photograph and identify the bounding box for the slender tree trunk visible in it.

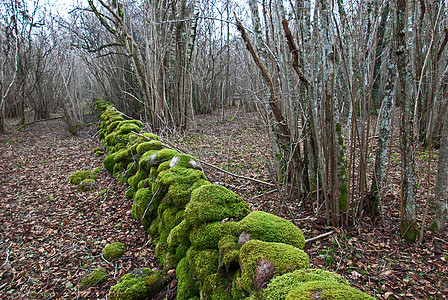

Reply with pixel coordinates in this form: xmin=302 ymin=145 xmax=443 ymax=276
xmin=370 ymin=51 xmax=396 ymax=215
xmin=395 ymin=0 xmax=418 ymax=242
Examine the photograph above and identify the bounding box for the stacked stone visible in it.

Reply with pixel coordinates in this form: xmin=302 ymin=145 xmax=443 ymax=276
xmin=95 ymin=100 xmax=375 ymax=300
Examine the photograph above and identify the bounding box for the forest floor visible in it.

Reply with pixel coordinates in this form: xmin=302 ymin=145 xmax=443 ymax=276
xmin=0 ymin=107 xmax=447 ymax=299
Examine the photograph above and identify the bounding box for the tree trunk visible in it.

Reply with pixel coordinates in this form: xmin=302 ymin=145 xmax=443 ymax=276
xmin=370 ymin=51 xmax=396 ymax=215
xmin=395 ymin=0 xmax=418 ymax=242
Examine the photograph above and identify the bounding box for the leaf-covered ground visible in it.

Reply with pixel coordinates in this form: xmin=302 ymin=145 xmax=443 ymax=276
xmin=0 ymin=109 xmax=447 ymax=299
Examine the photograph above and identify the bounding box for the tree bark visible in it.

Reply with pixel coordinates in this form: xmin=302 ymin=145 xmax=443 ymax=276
xmin=395 ymin=0 xmax=418 ymax=242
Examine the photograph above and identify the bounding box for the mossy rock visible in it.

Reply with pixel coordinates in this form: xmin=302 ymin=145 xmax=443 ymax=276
xmin=218 ymin=235 xmax=241 ymax=271
xmin=132 ymin=187 xmax=160 ymax=228
xmin=70 ymin=170 xmax=97 ymax=185
xmin=189 ymin=221 xmax=239 ymax=250
xmin=102 ymin=242 xmax=126 ymax=260
xmin=201 ymin=273 xmax=233 ymax=300
xmin=184 ymin=184 xmax=250 ymax=227
xmin=106 ymin=120 xmax=122 ymax=134
xmin=128 ymin=170 xmax=147 ymax=189
xmin=169 ymin=154 xmax=202 ymax=170
xmin=157 ymin=167 xmax=209 ymax=207
xmin=139 ymin=149 xmax=179 ymax=172
xmin=125 ymin=187 xmax=136 ymax=199
xmin=239 ymin=240 xmax=309 ymax=294
xmin=126 ymin=161 xmax=138 ymax=177
xmin=137 ymin=178 xmax=154 ymax=190
xmin=79 ymin=267 xmax=109 ymax=290
xmin=238 ymin=211 xmax=305 ymax=249
xmin=176 ymin=257 xmax=200 ymax=300
xmin=117 ymin=123 xmax=141 ymax=135
xmin=104 ymin=154 xmax=116 ymax=173
xmin=108 ymin=268 xmax=170 ymax=300
xmin=285 ymin=280 xmax=375 ymax=300
xmin=136 ymin=141 xmax=163 ymax=154
xmin=166 ymin=220 xmax=191 ymax=262
xmin=186 ymin=248 xmax=219 ymax=284
xmin=78 ymin=178 xmax=97 ymax=192
xmin=114 ymin=148 xmax=132 ymax=164
xmin=257 ymin=269 xmax=349 ymax=300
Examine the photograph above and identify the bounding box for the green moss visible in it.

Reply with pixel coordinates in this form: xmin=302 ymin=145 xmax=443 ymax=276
xmin=285 ymin=280 xmax=375 ymax=300
xmin=157 ymin=167 xmax=209 ymax=207
xmin=176 ymin=257 xmax=200 ymax=300
xmin=239 ymin=240 xmax=309 ymax=294
xmin=139 ymin=149 xmax=179 ymax=172
xmin=79 ymin=267 xmax=109 ymax=290
xmin=114 ymin=148 xmax=132 ymax=164
xmin=125 ymin=187 xmax=136 ymax=199
xmin=169 ymin=154 xmax=202 ymax=170
xmin=190 ymin=221 xmax=239 ymax=249
xmin=238 ymin=211 xmax=305 ymax=249
xmin=70 ymin=170 xmax=97 ymax=185
xmin=102 ymin=242 xmax=126 ymax=260
xmin=132 ymin=187 xmax=159 ymax=228
xmin=128 ymin=170 xmax=147 ymax=189
xmin=429 ymin=221 xmax=438 ymax=231
xmin=93 ymin=166 xmax=102 ymax=174
xmin=78 ymin=178 xmax=97 ymax=192
xmin=259 ymin=269 xmax=349 ymax=299
xmin=136 ymin=141 xmax=163 ymax=154
xmin=201 ymin=273 xmax=233 ymax=300
xmin=117 ymin=123 xmax=141 ymax=135
xmin=157 ymin=160 xmax=171 ymax=174
xmin=137 ymin=178 xmax=154 ymax=189
xmin=400 ymin=220 xmax=418 ymax=243
xmin=167 ymin=220 xmax=191 ymax=255
xmin=184 ymin=184 xmax=250 ymax=227
xmin=126 ymin=161 xmax=138 ymax=177
xmin=187 ymin=248 xmax=219 ymax=284
xmin=104 ymin=154 xmax=116 ymax=173
xmin=108 ymin=268 xmax=170 ymax=300
xmin=218 ymin=235 xmax=240 ymax=271
xmin=162 ymin=206 xmax=182 ymax=231
xmin=106 ymin=120 xmax=122 ymax=134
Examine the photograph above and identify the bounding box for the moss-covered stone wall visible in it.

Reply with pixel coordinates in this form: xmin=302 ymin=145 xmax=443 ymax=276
xmin=95 ymin=101 xmax=375 ymax=299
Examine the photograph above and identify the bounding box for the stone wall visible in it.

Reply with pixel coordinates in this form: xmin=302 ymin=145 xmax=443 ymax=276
xmin=95 ymin=101 xmax=375 ymax=299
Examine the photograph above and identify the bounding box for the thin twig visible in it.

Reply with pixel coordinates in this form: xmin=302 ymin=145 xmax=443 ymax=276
xmin=305 ymin=231 xmax=335 ymax=244
xmin=433 ymin=237 xmax=448 ymax=245
xmin=131 ymin=131 xmax=275 ymax=187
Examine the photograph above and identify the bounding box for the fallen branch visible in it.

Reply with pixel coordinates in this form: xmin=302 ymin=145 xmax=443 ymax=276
xmin=131 ymin=131 xmax=275 ymax=187
xmin=16 ymin=117 xmax=64 ymax=131
xmin=305 ymin=231 xmax=334 ymax=244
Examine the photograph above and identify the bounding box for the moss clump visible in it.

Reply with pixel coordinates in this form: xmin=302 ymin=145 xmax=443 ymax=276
xmin=125 ymin=187 xmax=136 ymax=199
xmin=78 ymin=178 xmax=97 ymax=192
xmin=108 ymin=268 xmax=170 ymax=300
xmin=128 ymin=170 xmax=147 ymax=189
xmin=285 ymin=280 xmax=375 ymax=300
xmin=139 ymin=149 xmax=179 ymax=172
xmin=176 ymin=257 xmax=200 ymax=300
xmin=201 ymin=273 xmax=233 ymax=300
xmin=157 ymin=167 xmax=209 ymax=207
xmin=79 ymin=267 xmax=109 ymax=290
xmin=190 ymin=221 xmax=239 ymax=250
xmin=136 ymin=141 xmax=163 ymax=154
xmin=70 ymin=170 xmax=97 ymax=185
xmin=185 ymin=184 xmax=250 ymax=227
xmin=218 ymin=235 xmax=241 ymax=271
xmin=102 ymin=242 xmax=126 ymax=260
xmin=400 ymin=220 xmax=418 ymax=243
xmin=104 ymin=154 xmax=116 ymax=173
xmin=93 ymin=147 xmax=105 ymax=157
xmin=238 ymin=211 xmax=305 ymax=249
xmin=187 ymin=248 xmax=219 ymax=284
xmin=166 ymin=220 xmax=191 ymax=266
xmin=239 ymin=240 xmax=309 ymax=294
xmin=258 ymin=269 xmax=349 ymax=299
xmin=169 ymin=154 xmax=202 ymax=170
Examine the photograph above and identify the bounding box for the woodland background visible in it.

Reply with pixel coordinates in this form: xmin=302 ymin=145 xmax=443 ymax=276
xmin=0 ymin=0 xmax=447 ymax=298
